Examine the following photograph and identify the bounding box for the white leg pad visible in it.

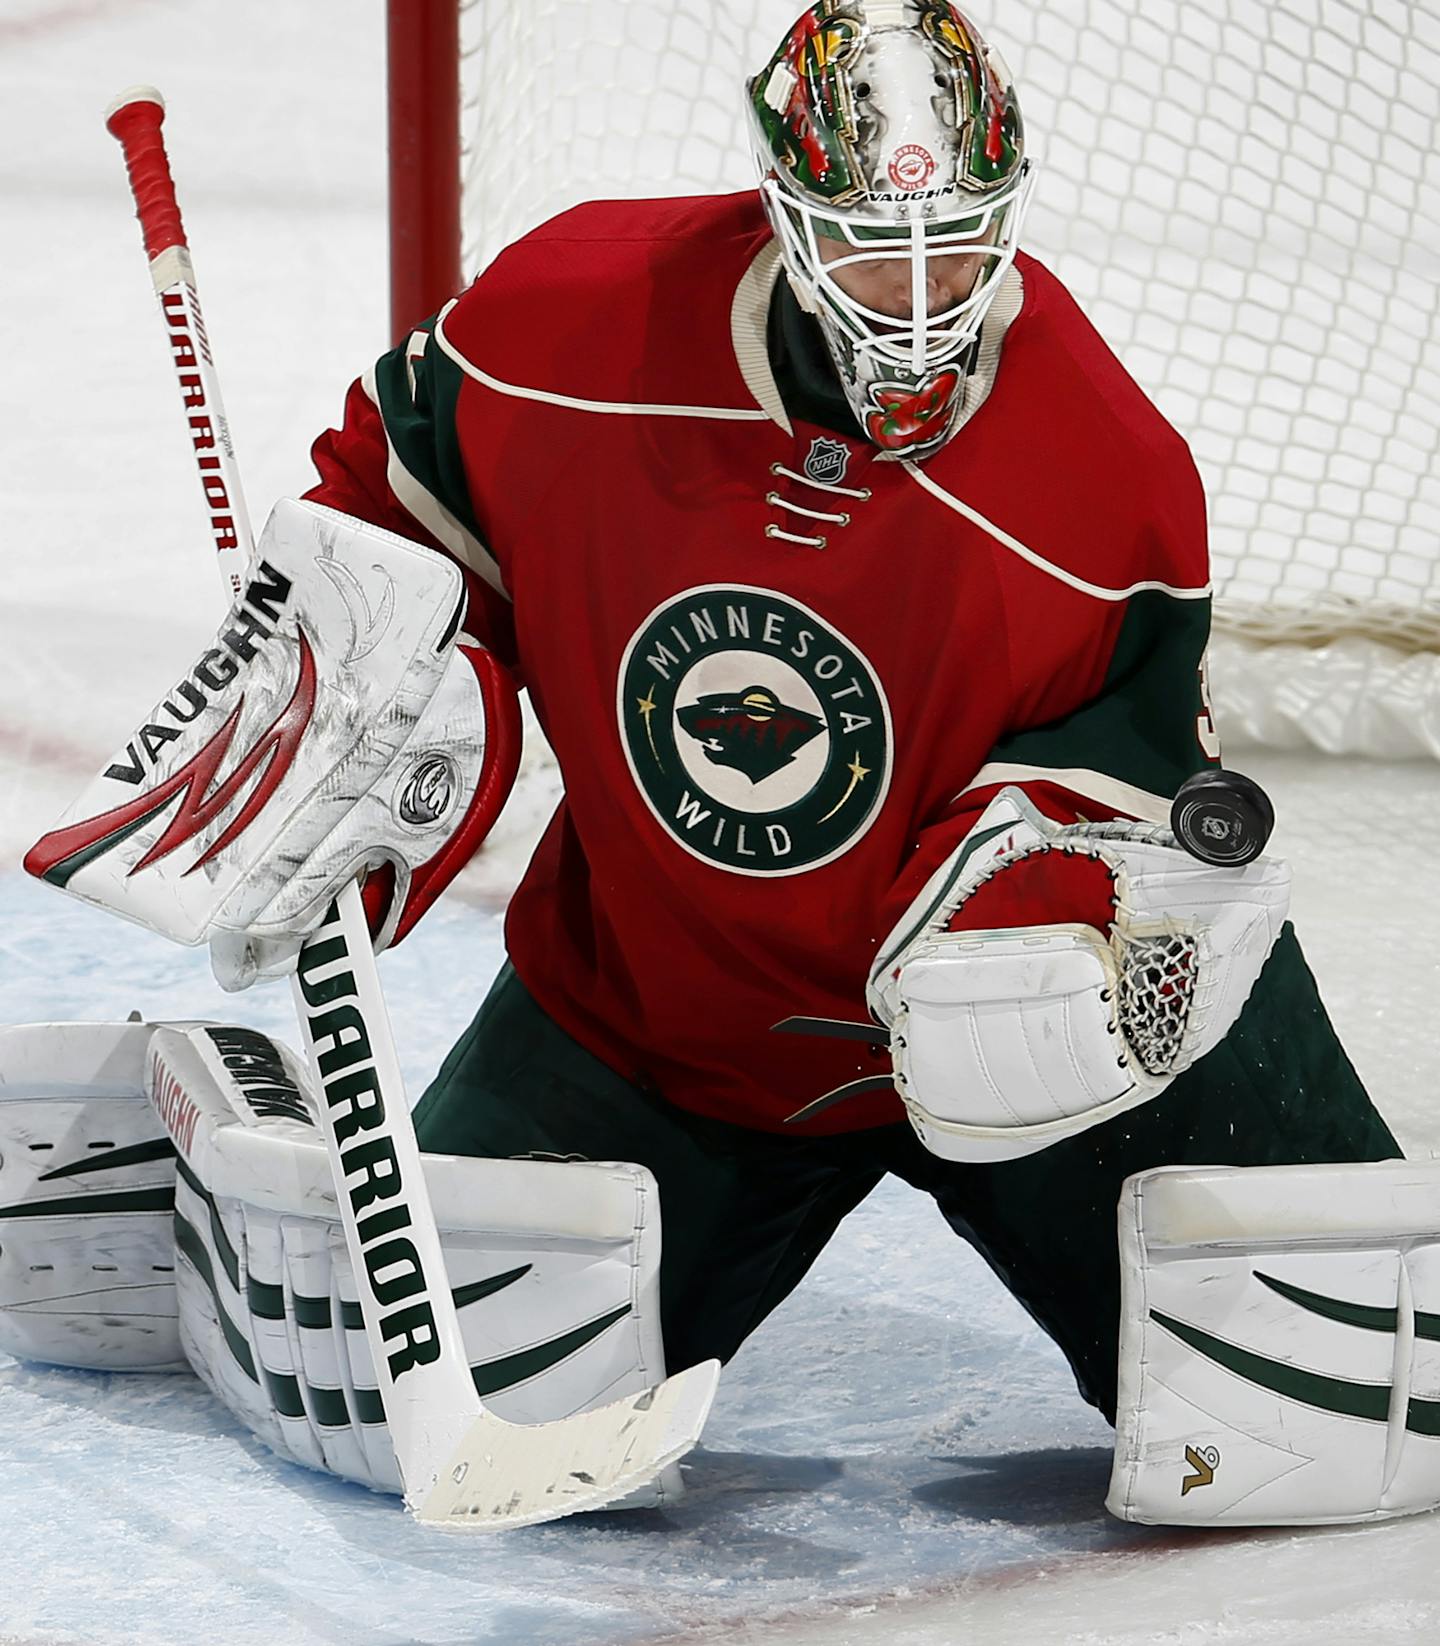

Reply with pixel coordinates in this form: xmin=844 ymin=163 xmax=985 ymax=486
xmin=156 ymin=1020 xmax=682 ymax=1504
xmin=1108 ymin=1160 xmax=1440 ymax=1526
xmin=0 ymin=1023 xmax=185 ymax=1371
xmin=0 ymin=1021 xmax=682 ymax=1507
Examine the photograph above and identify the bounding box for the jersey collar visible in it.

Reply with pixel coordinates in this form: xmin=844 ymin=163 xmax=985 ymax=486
xmin=730 ymin=241 xmax=791 ymax=433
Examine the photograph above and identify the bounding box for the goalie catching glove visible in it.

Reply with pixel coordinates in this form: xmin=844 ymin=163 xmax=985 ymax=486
xmin=25 ymin=499 xmax=520 ymax=988
xmin=867 ymin=786 xmax=1292 ymax=1162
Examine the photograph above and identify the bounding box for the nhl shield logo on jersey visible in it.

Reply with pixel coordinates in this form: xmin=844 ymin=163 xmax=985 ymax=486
xmin=803 ymin=436 xmax=851 ymax=486
xmin=618 ymin=586 xmax=891 ymax=875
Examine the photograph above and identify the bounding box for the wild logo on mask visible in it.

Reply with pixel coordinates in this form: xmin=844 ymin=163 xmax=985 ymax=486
xmin=865 ymin=369 xmax=961 ymax=451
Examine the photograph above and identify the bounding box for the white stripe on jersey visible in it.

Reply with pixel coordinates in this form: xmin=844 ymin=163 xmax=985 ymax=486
xmin=902 ymin=462 xmax=1213 ymax=603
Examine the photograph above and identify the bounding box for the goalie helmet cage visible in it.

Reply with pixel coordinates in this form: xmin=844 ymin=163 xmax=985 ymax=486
xmin=386 ymin=0 xmax=1440 ymax=759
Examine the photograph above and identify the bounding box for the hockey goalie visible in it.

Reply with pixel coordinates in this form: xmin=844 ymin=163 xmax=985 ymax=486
xmin=7 ymin=0 xmax=1436 ymax=1532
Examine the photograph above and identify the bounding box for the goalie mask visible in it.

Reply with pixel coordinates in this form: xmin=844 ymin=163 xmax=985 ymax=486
xmin=748 ymin=0 xmax=1034 ymax=460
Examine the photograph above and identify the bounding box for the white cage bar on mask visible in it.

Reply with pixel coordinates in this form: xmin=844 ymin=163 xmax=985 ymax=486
xmin=401 ymin=0 xmax=1440 ymax=757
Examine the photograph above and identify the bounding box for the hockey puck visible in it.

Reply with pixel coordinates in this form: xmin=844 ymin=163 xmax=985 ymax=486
xmin=1170 ymin=769 xmax=1275 ymax=867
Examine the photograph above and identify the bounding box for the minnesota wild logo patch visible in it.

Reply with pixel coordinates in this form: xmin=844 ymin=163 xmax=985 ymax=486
xmin=618 ymin=586 xmax=892 ymax=875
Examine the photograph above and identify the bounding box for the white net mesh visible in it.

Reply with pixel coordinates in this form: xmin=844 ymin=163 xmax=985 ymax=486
xmin=457 ymin=0 xmax=1440 ymax=757
xmin=1117 ymin=929 xmax=1199 ymax=1076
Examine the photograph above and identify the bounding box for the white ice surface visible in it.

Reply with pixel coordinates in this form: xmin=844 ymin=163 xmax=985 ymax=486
xmin=2 ymin=4 xmax=1439 ymax=1644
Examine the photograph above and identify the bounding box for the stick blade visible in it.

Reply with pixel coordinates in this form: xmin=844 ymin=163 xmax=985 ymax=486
xmin=409 ymin=1358 xmax=721 ymax=1531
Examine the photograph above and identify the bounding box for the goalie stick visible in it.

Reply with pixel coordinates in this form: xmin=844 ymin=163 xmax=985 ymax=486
xmin=101 ymin=86 xmax=718 ymax=1529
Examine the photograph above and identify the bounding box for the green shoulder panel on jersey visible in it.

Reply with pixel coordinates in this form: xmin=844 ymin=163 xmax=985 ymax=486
xmin=371 ymin=314 xmax=486 ymax=552
xmin=990 ymin=591 xmax=1215 ymax=801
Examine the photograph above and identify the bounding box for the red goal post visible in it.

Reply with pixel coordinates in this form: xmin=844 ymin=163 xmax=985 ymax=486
xmin=386 ymin=0 xmax=462 ymax=345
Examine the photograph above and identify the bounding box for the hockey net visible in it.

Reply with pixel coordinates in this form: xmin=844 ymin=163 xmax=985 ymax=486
xmin=429 ymin=0 xmax=1440 ymax=759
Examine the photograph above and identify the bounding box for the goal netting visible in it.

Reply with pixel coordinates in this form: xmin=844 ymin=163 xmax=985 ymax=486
xmin=450 ymin=0 xmax=1440 ymax=758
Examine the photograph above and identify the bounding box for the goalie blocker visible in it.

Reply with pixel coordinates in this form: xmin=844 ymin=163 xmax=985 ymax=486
xmin=25 ymin=499 xmax=522 ymax=991
xmin=0 ymin=1021 xmax=682 ymax=1504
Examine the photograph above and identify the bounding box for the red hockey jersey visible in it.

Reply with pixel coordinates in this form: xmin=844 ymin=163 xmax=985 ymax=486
xmin=306 ymin=191 xmax=1215 ymax=1134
